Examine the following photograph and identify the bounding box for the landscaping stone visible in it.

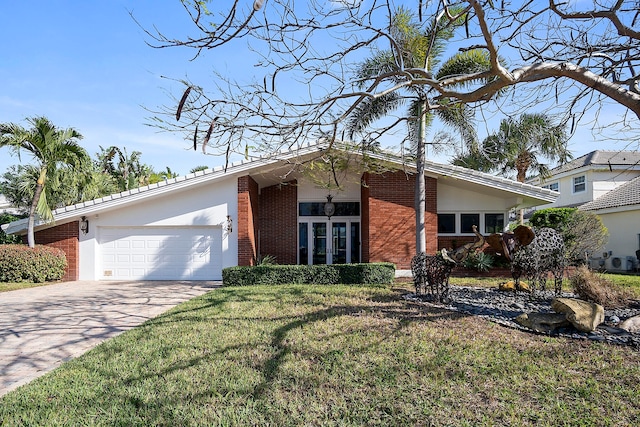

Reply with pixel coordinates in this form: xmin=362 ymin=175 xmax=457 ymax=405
xmin=551 ymin=298 xmax=604 ymax=332
xmin=515 ymin=312 xmax=572 ymax=333
xmin=498 ymin=281 xmax=530 ymax=292
xmin=620 ymin=315 xmax=640 ymax=333
xmin=403 ymin=286 xmax=640 ymax=348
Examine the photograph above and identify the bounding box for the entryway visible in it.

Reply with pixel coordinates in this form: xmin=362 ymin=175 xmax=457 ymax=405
xmin=298 ymin=220 xmax=360 ymax=265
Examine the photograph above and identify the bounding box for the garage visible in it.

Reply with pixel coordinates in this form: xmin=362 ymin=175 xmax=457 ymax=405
xmin=98 ymin=227 xmax=223 ymax=281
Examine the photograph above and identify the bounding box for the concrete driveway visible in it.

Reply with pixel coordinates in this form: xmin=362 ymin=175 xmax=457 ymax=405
xmin=0 ymin=280 xmax=218 ymax=397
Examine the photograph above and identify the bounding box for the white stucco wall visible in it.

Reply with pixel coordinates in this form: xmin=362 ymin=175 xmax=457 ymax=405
xmin=296 ymin=173 xmax=362 ymax=202
xmin=595 ymin=208 xmax=640 ymax=271
xmin=78 ymin=177 xmax=238 ymax=280
xmin=437 ymin=182 xmax=513 ymax=234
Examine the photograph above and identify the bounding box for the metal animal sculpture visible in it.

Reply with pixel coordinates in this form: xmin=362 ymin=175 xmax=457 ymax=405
xmin=412 ymin=225 xmax=485 ymax=302
xmin=487 ymin=225 xmax=565 ymax=295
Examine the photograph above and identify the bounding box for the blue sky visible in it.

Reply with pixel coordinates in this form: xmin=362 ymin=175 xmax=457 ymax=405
xmin=1 ymin=1 xmax=637 ymax=179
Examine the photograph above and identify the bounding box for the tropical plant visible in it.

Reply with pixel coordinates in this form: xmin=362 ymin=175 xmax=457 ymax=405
xmin=0 ymin=117 xmax=91 ymax=247
xmin=0 ymin=213 xmax=24 ymax=244
xmin=454 ymin=113 xmax=571 ymax=183
xmin=346 ymin=6 xmax=491 ymax=253
xmin=531 ymin=207 xmax=609 ymax=265
xmin=95 ymin=146 xmax=153 ymax=192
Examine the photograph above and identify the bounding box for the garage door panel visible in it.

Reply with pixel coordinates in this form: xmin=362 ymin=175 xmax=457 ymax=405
xmin=99 ymin=227 xmax=222 ymax=280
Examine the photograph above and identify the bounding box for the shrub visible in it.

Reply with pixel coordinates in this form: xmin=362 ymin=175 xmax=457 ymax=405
xmin=570 ymin=265 xmax=632 ymax=309
xmin=0 ymin=213 xmax=24 ymax=244
xmin=0 ymin=244 xmax=67 ymax=283
xmin=222 ymin=263 xmax=395 ymax=287
xmin=530 ymin=207 xmax=608 ymax=264
xmin=462 ymin=252 xmax=495 ymax=272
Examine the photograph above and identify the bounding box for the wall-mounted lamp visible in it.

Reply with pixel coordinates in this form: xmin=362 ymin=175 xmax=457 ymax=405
xmin=225 ymin=215 xmax=233 ymax=233
xmin=80 ymin=216 xmax=89 ymax=235
xmin=324 ymin=195 xmax=335 ymax=219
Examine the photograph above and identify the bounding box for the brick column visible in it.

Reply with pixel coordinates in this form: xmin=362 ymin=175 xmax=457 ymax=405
xmin=425 ymin=176 xmax=438 ymax=255
xmin=238 ymin=175 xmax=259 ymax=266
xmin=34 ymin=221 xmax=79 ymax=281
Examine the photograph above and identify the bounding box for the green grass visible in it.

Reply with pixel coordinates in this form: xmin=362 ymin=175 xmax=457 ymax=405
xmin=1 ymin=283 xmax=639 ymax=426
xmin=0 ymin=281 xmax=55 ymax=293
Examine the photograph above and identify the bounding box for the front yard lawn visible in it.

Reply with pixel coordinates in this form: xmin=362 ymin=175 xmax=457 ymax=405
xmin=1 ymin=282 xmax=638 ymax=426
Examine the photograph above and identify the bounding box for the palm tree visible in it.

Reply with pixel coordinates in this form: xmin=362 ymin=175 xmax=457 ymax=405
xmin=482 ymin=113 xmax=571 ymax=183
xmin=454 ymin=112 xmax=571 ymax=224
xmin=347 ymin=7 xmax=491 ymax=253
xmin=0 ymin=116 xmax=91 ymax=247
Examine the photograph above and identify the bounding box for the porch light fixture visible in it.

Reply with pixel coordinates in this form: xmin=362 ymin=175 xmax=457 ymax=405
xmin=226 ymin=215 xmax=233 ymax=233
xmin=80 ymin=216 xmax=89 ymax=235
xmin=324 ymin=195 xmax=335 ymax=219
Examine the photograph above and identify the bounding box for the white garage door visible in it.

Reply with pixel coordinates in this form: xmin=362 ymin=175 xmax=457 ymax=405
xmin=99 ymin=227 xmax=223 ymax=280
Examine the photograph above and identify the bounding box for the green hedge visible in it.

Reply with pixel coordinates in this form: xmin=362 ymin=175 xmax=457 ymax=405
xmin=222 ymin=263 xmax=396 ymax=286
xmin=0 ymin=244 xmax=67 ymax=283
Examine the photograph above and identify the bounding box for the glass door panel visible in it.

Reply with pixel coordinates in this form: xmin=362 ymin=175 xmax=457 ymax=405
xmin=351 ymin=222 xmax=360 ymax=263
xmin=332 ymin=222 xmax=347 ymax=264
xmin=312 ymin=222 xmax=327 ymax=265
xmin=299 ymin=223 xmax=309 ymax=265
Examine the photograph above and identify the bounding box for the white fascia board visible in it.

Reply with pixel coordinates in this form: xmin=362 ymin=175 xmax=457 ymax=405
xmin=364 ymin=150 xmax=558 ymax=203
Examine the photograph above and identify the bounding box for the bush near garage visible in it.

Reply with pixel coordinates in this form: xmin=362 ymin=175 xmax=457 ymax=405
xmin=0 ymin=244 xmax=67 ymax=283
xmin=222 ymin=262 xmax=395 ymax=286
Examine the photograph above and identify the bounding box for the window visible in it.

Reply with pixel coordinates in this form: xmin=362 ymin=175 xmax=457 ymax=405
xmin=484 ymin=213 xmax=504 ymax=234
xmin=299 ymin=202 xmax=360 ymax=216
xmin=460 ymin=214 xmax=480 ymax=233
xmin=573 ymin=175 xmax=586 ymax=193
xmin=543 ymin=182 xmax=559 ymax=192
xmin=437 ymin=214 xmax=456 ymax=234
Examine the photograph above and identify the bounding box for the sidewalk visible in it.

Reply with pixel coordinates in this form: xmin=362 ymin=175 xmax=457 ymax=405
xmin=0 ymin=280 xmax=218 ymax=397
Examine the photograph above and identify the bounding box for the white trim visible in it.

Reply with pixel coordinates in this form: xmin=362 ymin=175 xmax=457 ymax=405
xmin=3 ymin=141 xmax=558 ymax=235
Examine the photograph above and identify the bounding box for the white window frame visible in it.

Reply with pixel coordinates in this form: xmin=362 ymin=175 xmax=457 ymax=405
xmin=573 ymin=175 xmax=586 ymax=193
xmin=543 ymin=182 xmax=559 ymax=192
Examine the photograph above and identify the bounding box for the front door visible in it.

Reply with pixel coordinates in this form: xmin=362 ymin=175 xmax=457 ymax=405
xmin=299 ymin=220 xmax=360 ymax=265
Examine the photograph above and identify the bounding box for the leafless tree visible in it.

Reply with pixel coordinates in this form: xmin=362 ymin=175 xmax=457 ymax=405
xmin=140 ymin=0 xmax=639 ymax=160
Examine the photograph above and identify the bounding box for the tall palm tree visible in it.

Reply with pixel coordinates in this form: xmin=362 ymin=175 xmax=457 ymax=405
xmin=482 ymin=113 xmax=571 ymax=183
xmin=347 ymin=7 xmax=491 ymax=253
xmin=454 ymin=112 xmax=571 ymax=224
xmin=0 ymin=116 xmax=91 ymax=247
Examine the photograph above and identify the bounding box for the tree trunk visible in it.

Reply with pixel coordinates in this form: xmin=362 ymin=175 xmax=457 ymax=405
xmin=415 ymin=101 xmax=427 ymax=254
xmin=27 ymin=182 xmax=44 ymax=248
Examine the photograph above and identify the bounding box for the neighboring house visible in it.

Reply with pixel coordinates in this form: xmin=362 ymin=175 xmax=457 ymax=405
xmin=579 ymin=176 xmax=640 ymax=273
xmin=528 ymin=150 xmax=640 ymax=209
xmin=0 ymin=194 xmax=21 ymax=215
xmin=2 ymin=143 xmax=557 ymax=281
xmin=528 ymin=150 xmax=640 ymax=273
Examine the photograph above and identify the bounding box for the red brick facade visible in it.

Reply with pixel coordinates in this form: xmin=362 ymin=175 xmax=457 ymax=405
xmin=238 ymin=175 xmax=259 ymax=266
xmin=259 ymin=181 xmax=298 ymax=264
xmin=34 ymin=221 xmax=79 ymax=281
xmin=360 ymin=172 xmax=438 ymax=270
xmin=235 ymin=172 xmax=441 ymax=270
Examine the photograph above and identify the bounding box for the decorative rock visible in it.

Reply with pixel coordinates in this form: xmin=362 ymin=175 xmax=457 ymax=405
xmin=499 ymin=281 xmax=530 ymax=292
xmin=608 ymin=315 xmax=621 ymax=324
xmin=515 ymin=312 xmax=572 ymax=334
xmin=619 ymin=315 xmax=640 ymax=333
xmin=552 ymin=298 xmax=604 ymax=332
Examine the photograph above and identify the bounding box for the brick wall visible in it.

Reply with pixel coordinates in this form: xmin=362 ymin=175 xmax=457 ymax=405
xmin=425 ymin=176 xmax=438 ymax=255
xmin=238 ymin=175 xmax=259 ymax=266
xmin=361 ymin=172 xmax=438 ymax=269
xmin=34 ymin=221 xmax=79 ymax=281
xmin=259 ymin=181 xmax=297 ymax=264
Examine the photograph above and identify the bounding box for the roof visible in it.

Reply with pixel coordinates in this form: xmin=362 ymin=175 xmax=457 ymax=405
xmin=546 ymin=150 xmax=640 ymax=176
xmin=2 ymin=142 xmax=558 ymax=235
xmin=579 ymin=176 xmax=640 ymax=211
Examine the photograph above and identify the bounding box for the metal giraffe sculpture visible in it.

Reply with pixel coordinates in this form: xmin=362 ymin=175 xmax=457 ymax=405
xmin=411 ymin=225 xmax=485 ymax=303
xmin=486 ymin=225 xmax=565 ymax=295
